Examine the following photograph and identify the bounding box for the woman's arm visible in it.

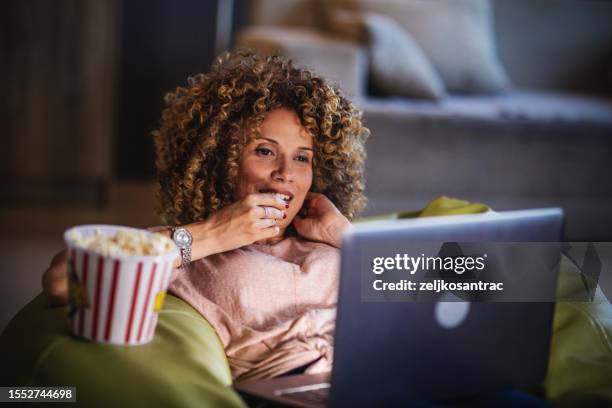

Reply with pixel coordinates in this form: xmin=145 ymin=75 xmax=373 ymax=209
xmin=41 ymin=222 xmax=217 ymax=306
xmin=41 ymin=192 xmax=288 ymax=306
xmin=152 ymin=224 xmax=221 ymax=269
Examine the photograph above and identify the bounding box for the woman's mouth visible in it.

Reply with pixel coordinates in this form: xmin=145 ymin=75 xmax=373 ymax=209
xmin=259 ymin=189 xmax=293 ymax=204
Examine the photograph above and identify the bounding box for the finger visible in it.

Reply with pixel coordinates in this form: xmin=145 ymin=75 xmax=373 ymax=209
xmin=292 ymin=215 xmax=314 ymax=229
xmin=292 ymin=215 xmax=304 ymax=227
xmin=42 ymin=253 xmax=70 ymax=306
xmin=250 ymin=193 xmax=290 ymax=211
xmin=303 ymin=192 xmax=337 ymax=215
xmin=305 ymin=191 xmax=330 ymax=207
xmin=257 ymin=223 xmax=281 ymax=240
xmin=305 ymin=191 xmax=323 ymax=202
xmin=254 ymin=218 xmax=279 ymax=228
xmin=49 ymin=249 xmax=68 ymax=268
xmin=258 ymin=205 xmax=285 ymax=220
xmin=46 ymin=252 xmax=69 ymax=280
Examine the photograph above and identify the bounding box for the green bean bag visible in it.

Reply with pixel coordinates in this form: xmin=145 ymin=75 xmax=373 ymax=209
xmin=1 ymin=196 xmax=611 ymax=407
xmin=0 ymin=293 xmax=245 ymax=408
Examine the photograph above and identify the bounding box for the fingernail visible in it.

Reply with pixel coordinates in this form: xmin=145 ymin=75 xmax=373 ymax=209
xmin=283 ymin=213 xmax=287 ymax=219
xmin=285 ymin=204 xmax=289 ymax=209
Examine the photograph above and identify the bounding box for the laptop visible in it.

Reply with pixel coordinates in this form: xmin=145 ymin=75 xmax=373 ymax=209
xmin=234 ymin=208 xmax=565 ymax=407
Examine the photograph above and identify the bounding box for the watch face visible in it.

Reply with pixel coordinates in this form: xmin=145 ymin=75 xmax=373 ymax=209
xmin=173 ymin=228 xmax=192 ymax=248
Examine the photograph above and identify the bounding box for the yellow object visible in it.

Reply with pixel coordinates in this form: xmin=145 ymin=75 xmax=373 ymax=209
xmin=154 ymin=291 xmax=167 ymax=311
xmin=414 ymin=195 xmax=490 ymax=217
xmin=68 ymin=283 xmax=90 ymax=309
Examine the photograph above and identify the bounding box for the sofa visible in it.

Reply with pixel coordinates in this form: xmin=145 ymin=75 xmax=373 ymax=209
xmin=1 ymin=197 xmax=611 ymax=407
xmin=234 ymin=0 xmax=612 ymax=241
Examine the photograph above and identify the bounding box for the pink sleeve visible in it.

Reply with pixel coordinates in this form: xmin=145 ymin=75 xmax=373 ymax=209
xmin=146 ymin=226 xmax=168 ymax=233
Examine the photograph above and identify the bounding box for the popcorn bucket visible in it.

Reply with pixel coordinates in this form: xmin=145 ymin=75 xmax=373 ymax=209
xmin=64 ymin=225 xmax=179 ymax=345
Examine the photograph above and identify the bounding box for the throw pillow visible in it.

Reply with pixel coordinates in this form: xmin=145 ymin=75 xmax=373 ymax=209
xmin=331 ymin=0 xmax=512 ymax=93
xmin=329 ymin=9 xmax=446 ymax=100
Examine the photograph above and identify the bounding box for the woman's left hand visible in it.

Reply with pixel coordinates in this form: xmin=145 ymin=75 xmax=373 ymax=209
xmin=292 ymin=192 xmax=351 ymax=248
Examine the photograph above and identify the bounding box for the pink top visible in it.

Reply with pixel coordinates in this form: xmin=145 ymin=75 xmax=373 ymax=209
xmin=167 ymin=235 xmax=341 ymax=381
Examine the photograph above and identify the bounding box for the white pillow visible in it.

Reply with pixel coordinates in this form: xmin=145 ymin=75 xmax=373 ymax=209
xmin=332 ymin=0 xmax=512 ymax=93
xmin=329 ymin=9 xmax=446 ymax=100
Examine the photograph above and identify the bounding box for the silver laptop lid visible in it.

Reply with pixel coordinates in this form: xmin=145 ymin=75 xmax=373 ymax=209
xmin=330 ymin=208 xmax=564 ymax=406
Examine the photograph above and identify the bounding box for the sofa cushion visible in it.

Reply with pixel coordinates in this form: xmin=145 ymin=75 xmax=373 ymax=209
xmin=357 ymin=90 xmax=612 ymax=125
xmin=247 ymin=0 xmax=325 ymax=29
xmin=327 ymin=9 xmax=446 ymax=100
xmin=234 ymin=26 xmax=367 ymax=98
xmin=332 ymin=0 xmax=511 ymax=94
xmin=356 ymin=91 xmax=612 ymax=240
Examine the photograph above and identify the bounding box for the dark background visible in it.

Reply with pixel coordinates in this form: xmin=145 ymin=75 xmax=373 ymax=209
xmin=0 ymin=0 xmax=248 ymax=332
xmin=1 ymin=0 xmax=249 ymax=207
xmin=118 ymin=0 xmax=247 ymax=179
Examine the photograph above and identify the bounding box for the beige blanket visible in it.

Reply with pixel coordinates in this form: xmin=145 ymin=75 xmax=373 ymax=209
xmin=167 ymin=236 xmax=340 ymax=382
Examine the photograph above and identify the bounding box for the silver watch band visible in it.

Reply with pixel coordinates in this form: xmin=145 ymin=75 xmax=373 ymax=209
xmin=171 ymin=227 xmax=193 ymax=269
xmin=179 ymin=245 xmax=192 ymax=269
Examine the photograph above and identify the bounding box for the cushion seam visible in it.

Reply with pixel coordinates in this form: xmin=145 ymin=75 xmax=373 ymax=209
xmin=564 ymin=302 xmax=612 ymax=356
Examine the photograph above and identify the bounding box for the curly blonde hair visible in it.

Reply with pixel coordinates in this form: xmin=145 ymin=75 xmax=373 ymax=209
xmin=153 ymin=49 xmax=369 ymax=226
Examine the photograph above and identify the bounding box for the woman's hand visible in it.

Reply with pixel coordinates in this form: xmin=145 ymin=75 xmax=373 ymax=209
xmin=42 ymin=249 xmax=69 ymax=306
xmin=39 ymin=193 xmax=286 ymax=305
xmin=191 ymin=192 xmax=288 ymax=258
xmin=292 ymin=192 xmax=351 ymax=248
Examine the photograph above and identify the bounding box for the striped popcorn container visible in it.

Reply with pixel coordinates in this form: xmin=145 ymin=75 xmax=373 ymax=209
xmin=64 ymin=225 xmax=179 ymax=346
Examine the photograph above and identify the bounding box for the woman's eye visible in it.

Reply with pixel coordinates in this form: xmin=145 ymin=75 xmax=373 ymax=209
xmin=296 ymin=155 xmax=310 ymax=163
xmin=255 ymin=147 xmax=273 ymax=156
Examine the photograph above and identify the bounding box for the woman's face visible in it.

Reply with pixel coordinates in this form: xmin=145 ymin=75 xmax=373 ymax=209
xmin=236 ymin=108 xmax=314 ymax=230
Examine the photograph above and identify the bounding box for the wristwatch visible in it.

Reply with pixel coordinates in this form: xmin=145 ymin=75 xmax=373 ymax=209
xmin=171 ymin=227 xmax=193 ymax=268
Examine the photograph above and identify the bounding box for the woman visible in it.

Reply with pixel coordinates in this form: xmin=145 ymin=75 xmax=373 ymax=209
xmin=39 ymin=49 xmax=558 ymax=407
xmin=42 ymin=49 xmax=370 ymax=381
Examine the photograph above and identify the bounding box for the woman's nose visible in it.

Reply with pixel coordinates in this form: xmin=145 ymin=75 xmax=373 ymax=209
xmin=272 ymin=156 xmax=293 ymax=182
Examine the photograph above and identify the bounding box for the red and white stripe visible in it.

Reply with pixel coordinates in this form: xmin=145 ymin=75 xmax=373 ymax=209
xmin=69 ymin=248 xmax=174 ymax=346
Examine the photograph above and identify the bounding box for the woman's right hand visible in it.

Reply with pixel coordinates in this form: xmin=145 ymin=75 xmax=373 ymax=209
xmin=42 ymin=249 xmax=69 ymax=306
xmin=40 ymin=193 xmax=285 ymax=305
xmin=191 ymin=192 xmax=287 ymax=258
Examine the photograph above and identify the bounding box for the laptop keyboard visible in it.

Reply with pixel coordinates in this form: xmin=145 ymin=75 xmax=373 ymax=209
xmin=276 ymin=383 xmax=330 ymax=406
xmin=281 ymin=388 xmax=329 ymax=405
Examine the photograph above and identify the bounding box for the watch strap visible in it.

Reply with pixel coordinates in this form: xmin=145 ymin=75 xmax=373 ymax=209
xmin=179 ymin=244 xmax=192 ymax=269
xmin=171 ymin=227 xmax=192 ymax=269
